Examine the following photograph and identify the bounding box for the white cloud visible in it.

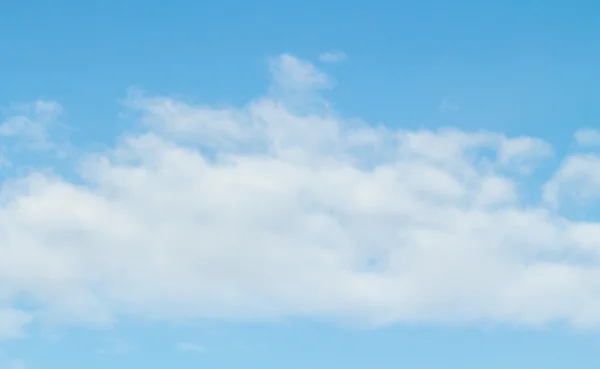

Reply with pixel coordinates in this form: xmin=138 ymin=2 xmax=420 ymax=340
xmin=0 ymin=100 xmax=63 ymax=151
xmin=2 ymin=53 xmax=600 ymax=338
xmin=177 ymin=342 xmax=206 ymax=353
xmin=497 ymin=136 xmax=553 ymax=173
xmin=543 ymin=154 xmax=600 ymax=207
xmin=574 ymin=128 xmax=600 ymax=147
xmin=318 ymin=51 xmax=347 ymax=63
xmin=0 ymin=309 xmax=32 ymax=340
xmin=269 ymin=53 xmax=332 ymax=92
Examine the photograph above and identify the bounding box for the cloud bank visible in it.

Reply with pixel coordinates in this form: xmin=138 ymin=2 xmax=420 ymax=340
xmin=1 ymin=53 xmax=600 ymax=338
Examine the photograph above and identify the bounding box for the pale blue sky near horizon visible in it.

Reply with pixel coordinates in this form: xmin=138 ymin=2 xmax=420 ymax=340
xmin=2 ymin=1 xmax=600 ymax=368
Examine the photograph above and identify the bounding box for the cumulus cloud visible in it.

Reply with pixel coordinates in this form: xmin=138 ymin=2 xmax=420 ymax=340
xmin=1 ymin=53 xmax=600 ymax=339
xmin=543 ymin=154 xmax=600 ymax=207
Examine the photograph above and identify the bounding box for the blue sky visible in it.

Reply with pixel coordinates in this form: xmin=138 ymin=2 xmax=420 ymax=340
xmin=3 ymin=1 xmax=600 ymax=368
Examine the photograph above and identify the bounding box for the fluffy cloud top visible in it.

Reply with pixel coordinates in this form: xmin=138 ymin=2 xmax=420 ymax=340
xmin=1 ymin=54 xmax=600 ymax=339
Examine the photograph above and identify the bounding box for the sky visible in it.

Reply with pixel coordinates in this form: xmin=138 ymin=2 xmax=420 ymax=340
xmin=2 ymin=0 xmax=600 ymax=368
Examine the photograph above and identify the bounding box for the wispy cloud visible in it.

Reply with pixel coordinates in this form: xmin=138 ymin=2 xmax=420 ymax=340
xmin=97 ymin=338 xmax=131 ymax=356
xmin=438 ymin=98 xmax=459 ymax=112
xmin=574 ymin=128 xmax=600 ymax=147
xmin=0 ymin=100 xmax=63 ymax=149
xmin=177 ymin=342 xmax=206 ymax=353
xmin=2 ymin=359 xmax=25 ymax=369
xmin=318 ymin=51 xmax=348 ymax=63
xmin=0 ymin=309 xmax=32 ymax=341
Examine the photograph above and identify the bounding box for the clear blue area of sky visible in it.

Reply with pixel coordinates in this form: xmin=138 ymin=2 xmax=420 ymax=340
xmin=2 ymin=0 xmax=600 ymax=368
